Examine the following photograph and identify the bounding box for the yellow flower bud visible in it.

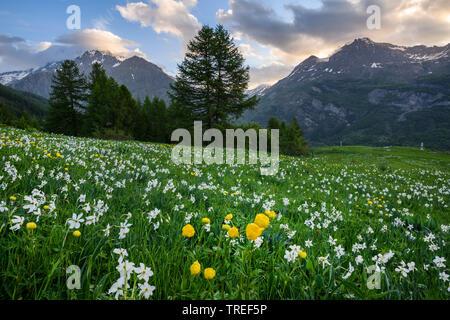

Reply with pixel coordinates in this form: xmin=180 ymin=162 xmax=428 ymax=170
xmin=298 ymin=250 xmax=307 ymax=259
xmin=254 ymin=213 xmax=270 ymax=229
xmin=182 ymin=224 xmax=195 ymax=238
xmin=201 ymin=218 xmax=211 ymax=224
xmin=190 ymin=260 xmax=201 ymax=275
xmin=204 ymin=268 xmax=216 ymax=280
xmin=246 ymin=223 xmax=262 ymax=241
xmin=227 ymin=226 xmax=239 ymax=238
xmin=26 ymin=222 xmax=37 ymax=230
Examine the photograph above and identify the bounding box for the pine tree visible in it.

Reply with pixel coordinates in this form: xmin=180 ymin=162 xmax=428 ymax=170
xmin=85 ymin=62 xmax=109 ymax=135
xmin=117 ymin=84 xmax=139 ymax=137
xmin=45 ymin=60 xmax=87 ymax=136
xmin=151 ymin=97 xmax=168 ymax=143
xmin=281 ymin=118 xmax=309 ymax=156
xmin=0 ymin=103 xmax=14 ymax=125
xmin=268 ymin=117 xmax=280 ymax=130
xmin=140 ymin=96 xmax=168 ymax=143
xmin=267 ymin=117 xmax=309 ymax=156
xmin=169 ymin=25 xmax=258 ymax=129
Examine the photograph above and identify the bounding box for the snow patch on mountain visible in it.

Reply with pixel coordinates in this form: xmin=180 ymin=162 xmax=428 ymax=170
xmin=0 ymin=69 xmax=32 ymax=85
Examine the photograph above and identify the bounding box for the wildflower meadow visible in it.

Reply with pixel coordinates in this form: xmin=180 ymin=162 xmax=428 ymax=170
xmin=0 ymin=127 xmax=449 ymax=300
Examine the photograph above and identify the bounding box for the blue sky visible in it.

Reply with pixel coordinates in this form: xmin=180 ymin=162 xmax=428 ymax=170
xmin=1 ymin=0 xmax=449 ymax=87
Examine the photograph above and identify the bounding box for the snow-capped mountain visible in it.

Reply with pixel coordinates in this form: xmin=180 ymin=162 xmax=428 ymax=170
xmin=282 ymin=37 xmax=449 ymax=84
xmin=7 ymin=50 xmax=174 ymax=101
xmin=246 ymin=84 xmax=271 ymax=97
xmin=0 ymin=69 xmax=34 ymax=85
xmin=242 ymin=38 xmax=450 ymax=150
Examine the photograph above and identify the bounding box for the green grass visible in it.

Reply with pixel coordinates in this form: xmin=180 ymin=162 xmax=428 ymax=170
xmin=314 ymin=146 xmax=450 ymax=171
xmin=0 ymin=127 xmax=449 ymax=300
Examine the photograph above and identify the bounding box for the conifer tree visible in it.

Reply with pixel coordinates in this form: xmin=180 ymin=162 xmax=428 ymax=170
xmin=45 ymin=60 xmax=87 ymax=136
xmin=169 ymin=25 xmax=258 ymax=129
xmin=85 ymin=62 xmax=110 ymax=135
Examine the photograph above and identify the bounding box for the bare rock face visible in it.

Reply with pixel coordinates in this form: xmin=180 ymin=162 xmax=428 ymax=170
xmin=241 ymin=38 xmax=450 ymax=150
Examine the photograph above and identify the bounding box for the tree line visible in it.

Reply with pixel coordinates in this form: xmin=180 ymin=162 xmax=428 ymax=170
xmin=5 ymin=25 xmax=309 ymax=156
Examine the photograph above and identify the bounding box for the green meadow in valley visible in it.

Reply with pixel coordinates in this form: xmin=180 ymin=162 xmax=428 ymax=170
xmin=0 ymin=127 xmax=449 ymax=299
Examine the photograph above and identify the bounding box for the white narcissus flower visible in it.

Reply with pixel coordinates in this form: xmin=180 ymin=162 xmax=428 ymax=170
xmin=135 ymin=263 xmax=154 ymax=282
xmin=113 ymin=248 xmax=128 ymax=263
xmin=318 ymin=255 xmax=331 ymax=268
xmin=355 ymin=255 xmax=363 ymax=265
xmin=67 ymin=213 xmax=84 ymax=229
xmin=10 ymin=215 xmax=24 ymax=231
xmin=138 ymin=282 xmax=155 ymax=299
xmin=433 ymin=256 xmax=446 ymax=268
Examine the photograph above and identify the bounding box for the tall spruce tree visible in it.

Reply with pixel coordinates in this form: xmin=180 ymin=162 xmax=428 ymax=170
xmin=169 ymin=25 xmax=258 ymax=129
xmin=45 ymin=60 xmax=87 ymax=136
xmin=85 ymin=62 xmax=110 ymax=135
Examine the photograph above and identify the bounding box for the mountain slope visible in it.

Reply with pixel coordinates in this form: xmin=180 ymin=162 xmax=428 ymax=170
xmin=0 ymin=83 xmax=49 ymax=119
xmin=6 ymin=50 xmax=174 ymax=102
xmin=242 ymin=38 xmax=450 ymax=150
xmin=246 ymin=84 xmax=271 ymax=97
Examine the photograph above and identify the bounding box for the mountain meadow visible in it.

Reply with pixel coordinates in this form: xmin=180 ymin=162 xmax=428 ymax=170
xmin=0 ymin=127 xmax=449 ymax=299
xmin=0 ymin=25 xmax=449 ymax=301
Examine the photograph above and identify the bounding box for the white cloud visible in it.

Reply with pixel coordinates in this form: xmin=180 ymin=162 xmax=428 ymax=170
xmin=36 ymin=41 xmax=52 ymax=52
xmin=0 ymin=28 xmax=147 ymax=73
xmin=116 ymin=0 xmax=201 ymax=44
xmin=249 ymin=63 xmax=293 ymax=88
xmin=55 ymin=29 xmax=145 ymax=59
xmin=239 ymin=43 xmax=261 ymax=59
xmin=218 ymin=0 xmax=450 ymax=64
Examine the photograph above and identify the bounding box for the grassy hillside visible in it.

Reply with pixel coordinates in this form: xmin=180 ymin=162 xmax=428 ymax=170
xmin=0 ymin=127 xmax=449 ymax=300
xmin=0 ymin=84 xmax=49 ymax=119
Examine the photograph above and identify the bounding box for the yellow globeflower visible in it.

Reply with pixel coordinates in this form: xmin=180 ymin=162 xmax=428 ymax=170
xmin=182 ymin=224 xmax=195 ymax=238
xmin=26 ymin=222 xmax=37 ymax=230
xmin=190 ymin=260 xmax=201 ymax=276
xmin=201 ymin=218 xmax=211 ymax=224
xmin=204 ymin=268 xmax=216 ymax=280
xmin=227 ymin=226 xmax=239 ymax=238
xmin=43 ymin=205 xmax=50 ymax=210
xmin=298 ymin=250 xmax=307 ymax=259
xmin=224 ymin=214 xmax=233 ymax=221
xmin=264 ymin=210 xmax=276 ymax=219
xmin=222 ymin=224 xmax=231 ymax=231
xmin=246 ymin=223 xmax=263 ymax=241
xmin=73 ymin=230 xmax=81 ymax=237
xmin=9 ymin=196 xmax=16 ymax=201
xmin=254 ymin=213 xmax=270 ymax=229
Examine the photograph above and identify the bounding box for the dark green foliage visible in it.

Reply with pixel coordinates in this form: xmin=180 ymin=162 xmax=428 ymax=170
xmin=139 ymin=96 xmax=169 ymax=143
xmin=0 ymin=84 xmax=48 ymax=128
xmin=13 ymin=110 xmax=40 ymax=130
xmin=169 ymin=25 xmax=258 ymax=129
xmin=0 ymin=103 xmax=14 ymax=125
xmin=266 ymin=117 xmax=309 ymax=156
xmin=45 ymin=60 xmax=87 ymax=136
xmin=85 ymin=64 xmax=143 ymax=141
xmin=85 ymin=62 xmax=110 ymax=135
